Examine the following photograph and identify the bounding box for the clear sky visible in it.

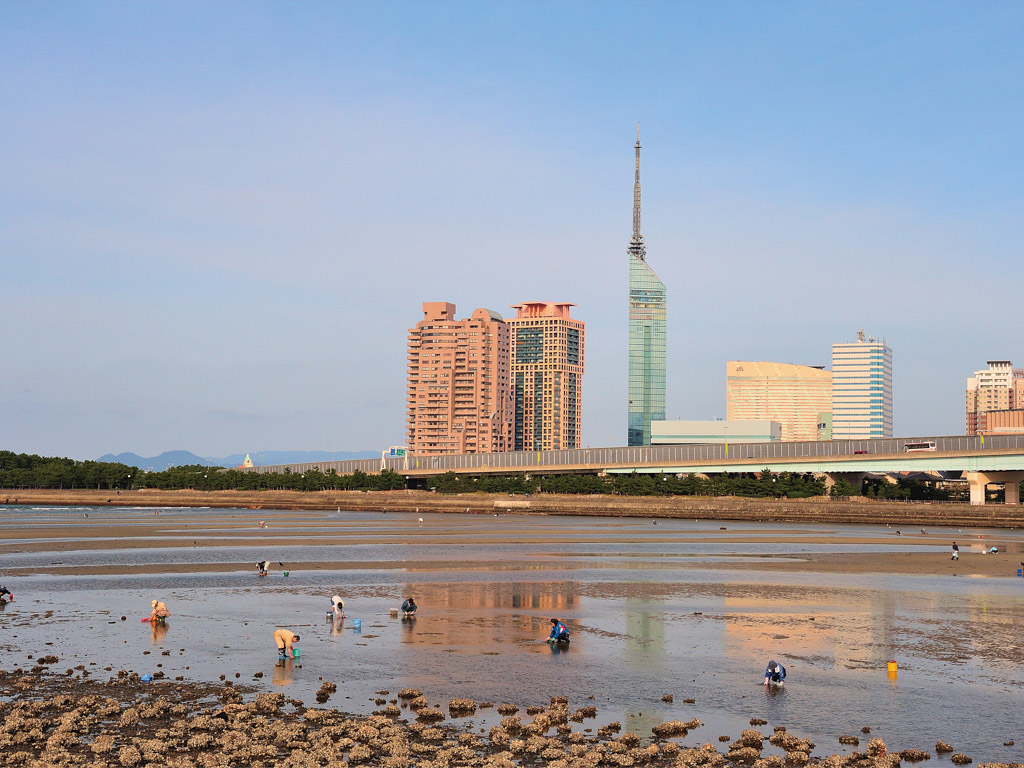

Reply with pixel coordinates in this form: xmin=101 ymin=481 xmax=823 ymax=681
xmin=2 ymin=2 xmax=1022 ymax=460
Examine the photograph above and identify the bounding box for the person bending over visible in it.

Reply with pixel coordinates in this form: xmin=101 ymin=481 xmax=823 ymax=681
xmin=150 ymin=599 xmax=170 ymax=623
xmin=274 ymin=629 xmax=300 ymax=659
xmin=401 ymin=597 xmax=417 ymax=618
xmin=764 ymin=660 xmax=786 ymax=686
xmin=548 ymin=618 xmax=570 ymax=643
xmin=330 ymin=594 xmax=345 ymax=619
xmin=257 ymin=560 xmax=270 ymax=576
xmin=0 ymin=585 xmax=12 ymax=603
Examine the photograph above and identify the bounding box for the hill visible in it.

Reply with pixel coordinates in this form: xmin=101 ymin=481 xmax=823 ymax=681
xmin=96 ymin=450 xmax=377 ymax=471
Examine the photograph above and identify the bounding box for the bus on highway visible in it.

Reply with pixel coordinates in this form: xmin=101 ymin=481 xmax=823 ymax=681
xmin=904 ymin=441 xmax=937 ymax=452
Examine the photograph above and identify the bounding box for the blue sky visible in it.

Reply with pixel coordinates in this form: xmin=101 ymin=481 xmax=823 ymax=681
xmin=2 ymin=2 xmax=1022 ymax=459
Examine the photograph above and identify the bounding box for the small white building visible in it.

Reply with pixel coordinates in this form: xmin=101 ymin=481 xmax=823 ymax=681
xmin=651 ymin=419 xmax=782 ymax=445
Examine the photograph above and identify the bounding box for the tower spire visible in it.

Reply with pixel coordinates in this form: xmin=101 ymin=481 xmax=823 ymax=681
xmin=629 ymin=123 xmax=646 ymax=259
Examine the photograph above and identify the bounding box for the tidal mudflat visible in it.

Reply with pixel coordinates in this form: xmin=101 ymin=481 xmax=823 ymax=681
xmin=1 ymin=506 xmax=1022 ymax=764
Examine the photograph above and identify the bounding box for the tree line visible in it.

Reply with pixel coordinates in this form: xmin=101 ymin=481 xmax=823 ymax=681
xmin=0 ymin=451 xmax=138 ymax=490
xmin=0 ymin=450 xmax=975 ymax=501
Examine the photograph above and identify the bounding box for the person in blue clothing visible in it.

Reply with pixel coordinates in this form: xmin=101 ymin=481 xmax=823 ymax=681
xmin=401 ymin=597 xmax=417 ymax=618
xmin=548 ymin=618 xmax=569 ymax=644
xmin=764 ymin=660 xmax=786 ymax=686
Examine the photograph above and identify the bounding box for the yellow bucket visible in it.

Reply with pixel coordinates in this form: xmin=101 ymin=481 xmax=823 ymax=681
xmin=887 ymin=661 xmax=897 ymax=674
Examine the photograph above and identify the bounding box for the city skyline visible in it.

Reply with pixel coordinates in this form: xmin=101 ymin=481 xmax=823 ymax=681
xmin=3 ymin=4 xmax=1023 ymax=459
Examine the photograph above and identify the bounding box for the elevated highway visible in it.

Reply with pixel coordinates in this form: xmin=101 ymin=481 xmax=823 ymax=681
xmin=248 ymin=435 xmax=1024 ymax=505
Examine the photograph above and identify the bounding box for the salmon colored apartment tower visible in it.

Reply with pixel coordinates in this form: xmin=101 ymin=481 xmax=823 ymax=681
xmin=507 ymin=302 xmax=585 ymax=451
xmin=406 ymin=302 xmax=513 ymax=455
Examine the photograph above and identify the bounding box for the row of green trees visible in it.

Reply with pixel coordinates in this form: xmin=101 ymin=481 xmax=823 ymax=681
xmin=0 ymin=450 xmax=982 ymax=501
xmin=134 ymin=465 xmax=406 ymax=492
xmin=428 ymin=469 xmax=829 ymax=498
xmin=0 ymin=451 xmax=138 ymax=490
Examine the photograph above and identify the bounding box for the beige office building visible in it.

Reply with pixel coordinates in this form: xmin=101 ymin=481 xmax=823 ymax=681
xmin=965 ymin=360 xmax=1024 ymax=435
xmin=406 ymin=302 xmax=513 ymax=456
xmin=726 ymin=361 xmax=832 ymax=442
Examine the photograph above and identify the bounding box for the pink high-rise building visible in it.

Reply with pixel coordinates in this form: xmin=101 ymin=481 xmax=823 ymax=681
xmin=507 ymin=302 xmax=585 ymax=451
xmin=406 ymin=302 xmax=513 ymax=456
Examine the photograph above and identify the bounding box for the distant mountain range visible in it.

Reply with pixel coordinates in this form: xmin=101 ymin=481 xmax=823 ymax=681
xmin=97 ymin=450 xmax=378 ymax=472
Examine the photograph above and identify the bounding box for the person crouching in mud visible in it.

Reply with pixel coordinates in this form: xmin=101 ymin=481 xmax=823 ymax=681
xmin=764 ymin=660 xmax=786 ymax=686
xmin=548 ymin=618 xmax=570 ymax=644
xmin=401 ymin=597 xmax=417 ymax=618
xmin=257 ymin=560 xmax=270 ymax=576
xmin=0 ymin=585 xmax=12 ymax=603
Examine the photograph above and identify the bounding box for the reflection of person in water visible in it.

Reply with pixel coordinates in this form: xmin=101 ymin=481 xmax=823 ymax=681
xmin=150 ymin=618 xmax=169 ymax=644
xmin=272 ymin=658 xmax=294 ymax=686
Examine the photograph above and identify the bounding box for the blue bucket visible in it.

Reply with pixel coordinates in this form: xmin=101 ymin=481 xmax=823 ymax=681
xmin=353 ymin=618 xmax=361 ymax=632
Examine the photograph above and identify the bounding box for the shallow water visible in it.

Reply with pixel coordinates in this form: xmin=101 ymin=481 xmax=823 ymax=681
xmin=1 ymin=506 xmax=1022 ymax=762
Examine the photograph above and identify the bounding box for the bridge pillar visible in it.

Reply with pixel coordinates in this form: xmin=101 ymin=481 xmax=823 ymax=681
xmin=964 ymin=471 xmax=1024 ymax=505
xmin=822 ymin=472 xmax=866 ymax=494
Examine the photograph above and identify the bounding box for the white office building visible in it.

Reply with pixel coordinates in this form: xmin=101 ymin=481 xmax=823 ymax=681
xmin=831 ymin=330 xmax=892 ymax=439
xmin=651 ymin=419 xmax=782 ymax=445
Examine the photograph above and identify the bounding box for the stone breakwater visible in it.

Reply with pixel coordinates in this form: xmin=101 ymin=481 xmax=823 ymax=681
xmin=1 ymin=669 xmax=1020 ymax=768
xmin=5 ymin=488 xmax=1024 ymax=528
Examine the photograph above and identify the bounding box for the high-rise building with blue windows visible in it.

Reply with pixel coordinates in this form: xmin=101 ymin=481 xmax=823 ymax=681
xmin=831 ymin=330 xmax=892 ymax=439
xmin=627 ymin=128 xmax=667 ymax=446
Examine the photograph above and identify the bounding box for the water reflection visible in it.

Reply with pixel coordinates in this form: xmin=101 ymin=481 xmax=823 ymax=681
xmin=150 ymin=621 xmax=169 ymax=645
xmin=272 ymin=659 xmax=295 ymax=686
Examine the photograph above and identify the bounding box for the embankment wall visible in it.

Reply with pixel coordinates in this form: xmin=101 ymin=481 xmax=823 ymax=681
xmin=3 ymin=489 xmax=1022 ymax=527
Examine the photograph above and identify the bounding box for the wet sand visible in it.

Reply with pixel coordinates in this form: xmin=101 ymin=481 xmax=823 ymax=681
xmin=2 ymin=506 xmax=1023 ymax=764
xmin=1 ymin=506 xmax=1020 ymax=578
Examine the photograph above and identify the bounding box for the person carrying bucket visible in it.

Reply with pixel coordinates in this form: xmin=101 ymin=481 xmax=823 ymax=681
xmin=150 ymin=599 xmax=170 ymax=624
xmin=548 ymin=618 xmax=570 ymax=644
xmin=764 ymin=660 xmax=786 ymax=687
xmin=274 ymin=628 xmax=300 ymax=659
xmin=329 ymin=594 xmax=345 ymax=619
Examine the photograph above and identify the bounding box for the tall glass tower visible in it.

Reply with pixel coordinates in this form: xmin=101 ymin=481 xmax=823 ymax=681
xmin=627 ymin=128 xmax=667 ymax=446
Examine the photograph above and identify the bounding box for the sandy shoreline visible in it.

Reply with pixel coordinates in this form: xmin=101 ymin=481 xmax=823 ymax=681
xmin=4 ymin=488 xmax=1024 ymax=528
xmin=0 ymin=505 xmax=1019 ymax=578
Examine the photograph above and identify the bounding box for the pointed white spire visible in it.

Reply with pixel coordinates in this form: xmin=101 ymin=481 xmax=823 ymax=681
xmin=629 ymin=123 xmax=646 ymax=259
